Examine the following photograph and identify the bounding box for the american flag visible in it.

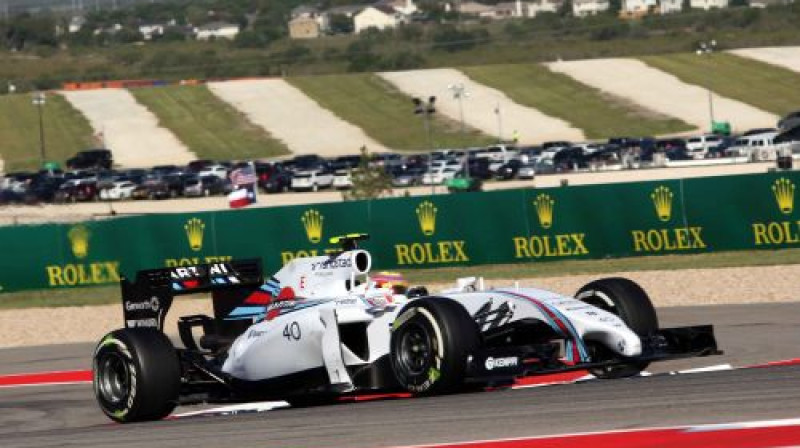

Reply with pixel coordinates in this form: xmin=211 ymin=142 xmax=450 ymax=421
xmin=230 ymin=164 xmax=257 ymax=187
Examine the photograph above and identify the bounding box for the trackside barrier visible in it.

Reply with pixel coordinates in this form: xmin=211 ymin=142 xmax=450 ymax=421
xmin=1 ymin=171 xmax=799 ymax=293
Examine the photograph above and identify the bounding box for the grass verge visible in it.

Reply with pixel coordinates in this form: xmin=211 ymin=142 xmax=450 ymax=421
xmin=461 ymin=63 xmax=694 ymax=139
xmin=0 ymin=92 xmax=94 ymax=172
xmin=130 ymin=85 xmax=290 ymax=161
xmin=640 ymin=52 xmax=800 ymax=117
xmin=288 ymin=73 xmax=496 ymax=152
xmin=1 ymin=248 xmax=799 ymax=310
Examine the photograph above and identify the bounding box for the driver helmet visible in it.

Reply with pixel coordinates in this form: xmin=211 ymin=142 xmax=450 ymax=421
xmin=372 ymin=271 xmax=408 ymax=294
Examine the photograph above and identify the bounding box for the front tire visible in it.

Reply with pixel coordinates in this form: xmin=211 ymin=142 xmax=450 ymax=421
xmin=93 ymin=328 xmax=181 ymax=423
xmin=390 ymin=297 xmax=479 ymax=395
xmin=575 ymin=277 xmax=658 ymax=379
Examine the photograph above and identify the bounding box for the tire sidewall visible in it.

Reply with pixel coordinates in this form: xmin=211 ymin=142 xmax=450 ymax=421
xmin=390 ymin=305 xmax=446 ymax=393
xmin=92 ymin=332 xmax=141 ymax=422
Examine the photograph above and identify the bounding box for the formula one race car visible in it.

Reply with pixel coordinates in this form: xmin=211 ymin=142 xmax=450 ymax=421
xmin=93 ymin=234 xmax=721 ymax=423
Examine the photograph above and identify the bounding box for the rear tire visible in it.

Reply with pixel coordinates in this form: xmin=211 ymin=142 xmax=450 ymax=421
xmin=575 ymin=278 xmax=658 ymax=379
xmin=93 ymin=328 xmax=181 ymax=423
xmin=390 ymin=297 xmax=479 ymax=395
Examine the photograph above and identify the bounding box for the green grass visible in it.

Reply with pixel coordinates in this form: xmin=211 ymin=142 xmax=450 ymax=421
xmin=640 ymin=52 xmax=800 ymax=117
xmin=288 ymin=73 xmax=496 ymax=152
xmin=2 ymin=248 xmax=799 ymax=310
xmin=0 ymin=92 xmax=94 ymax=171
xmin=130 ymin=85 xmax=290 ymax=161
xmin=460 ymin=63 xmax=695 ymax=139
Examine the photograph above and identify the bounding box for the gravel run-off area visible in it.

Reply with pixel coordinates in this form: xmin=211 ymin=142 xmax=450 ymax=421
xmin=379 ymin=68 xmax=586 ymax=144
xmin=546 ymin=58 xmax=778 ymax=133
xmin=1 ymin=264 xmax=798 ymax=349
xmin=59 ymin=89 xmax=196 ymax=168
xmin=208 ymin=79 xmax=391 ymax=157
xmin=729 ymin=46 xmax=800 ymax=73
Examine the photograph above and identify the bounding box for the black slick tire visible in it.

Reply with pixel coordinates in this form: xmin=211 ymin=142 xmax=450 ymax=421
xmin=93 ymin=328 xmax=181 ymax=423
xmin=575 ymin=277 xmax=658 ymax=379
xmin=390 ymin=297 xmax=479 ymax=395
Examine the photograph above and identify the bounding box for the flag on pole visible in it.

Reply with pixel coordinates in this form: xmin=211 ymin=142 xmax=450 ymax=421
xmin=228 ymin=163 xmax=258 ymax=208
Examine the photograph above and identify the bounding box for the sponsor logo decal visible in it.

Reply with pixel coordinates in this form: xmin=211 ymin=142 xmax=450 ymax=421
xmin=68 ymin=224 xmax=90 ymax=259
xmin=630 ymin=185 xmax=706 ymax=253
xmin=485 ymin=356 xmax=519 ymax=370
xmin=395 ymin=201 xmax=470 ymax=266
xmin=416 ymin=201 xmax=437 ymax=236
xmin=534 ymin=193 xmax=554 ymax=229
xmin=184 ymin=218 xmax=205 ymax=252
xmin=46 ymin=225 xmax=120 ymax=287
xmin=513 ymin=194 xmax=589 ymax=259
xmin=651 ymin=185 xmax=673 ymax=222
xmin=302 ymin=209 xmax=324 ymax=243
xmin=752 ymin=178 xmax=800 ymax=246
xmin=125 ymin=297 xmax=160 ymax=312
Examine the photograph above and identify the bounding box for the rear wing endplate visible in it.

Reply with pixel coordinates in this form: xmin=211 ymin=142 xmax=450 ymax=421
xmin=120 ymin=259 xmax=263 ymax=331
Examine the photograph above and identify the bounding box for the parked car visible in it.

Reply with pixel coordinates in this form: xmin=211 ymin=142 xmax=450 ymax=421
xmin=132 ymin=177 xmax=170 ymax=200
xmin=686 ymin=135 xmax=723 ymax=160
xmin=54 ymin=179 xmax=98 ymax=202
xmin=727 ymin=132 xmax=780 ymax=161
xmin=517 ymin=162 xmax=537 ymax=180
xmin=421 ymin=166 xmax=459 ymax=185
xmin=184 ymin=175 xmax=228 ymax=197
xmin=187 ymin=159 xmax=215 ymax=173
xmin=197 ymin=164 xmax=228 ymax=180
xmin=256 ymin=163 xmax=292 ymax=193
xmin=66 ymin=149 xmax=112 ymax=170
xmin=291 ymin=167 xmax=334 ymax=192
xmin=390 ymin=167 xmax=425 ymax=187
xmin=332 ymin=170 xmax=353 ymax=190
xmin=494 ymin=159 xmax=522 ymax=180
xmin=99 ymin=181 xmax=138 ymax=201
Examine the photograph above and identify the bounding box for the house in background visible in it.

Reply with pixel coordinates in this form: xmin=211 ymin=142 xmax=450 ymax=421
xmin=659 ymin=0 xmax=683 ymax=13
xmin=621 ymin=0 xmax=659 ymax=17
xmin=572 ymin=0 xmax=610 ymax=16
xmin=289 ymin=5 xmax=327 ymax=38
xmin=194 ymin=22 xmax=240 ymax=40
xmin=354 ymin=4 xmax=400 ymax=33
xmin=524 ymin=0 xmax=564 ymax=16
xmin=690 ymin=0 xmax=729 ymax=9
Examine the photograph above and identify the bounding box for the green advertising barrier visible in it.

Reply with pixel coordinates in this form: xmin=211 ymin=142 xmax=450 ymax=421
xmin=1 ymin=171 xmax=799 ymax=293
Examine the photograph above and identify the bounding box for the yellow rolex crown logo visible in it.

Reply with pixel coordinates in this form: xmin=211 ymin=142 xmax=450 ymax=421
xmin=533 ymin=194 xmax=554 ymax=229
xmin=416 ymin=201 xmax=437 ymax=236
xmin=184 ymin=218 xmax=205 ymax=252
xmin=67 ymin=224 xmax=90 ymax=259
xmin=772 ymin=178 xmax=795 ymax=215
xmin=651 ymin=186 xmax=673 ymax=222
xmin=302 ymin=209 xmax=324 ymax=243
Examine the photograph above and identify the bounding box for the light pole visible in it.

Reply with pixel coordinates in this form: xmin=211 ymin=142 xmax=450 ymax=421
xmin=696 ymin=40 xmax=716 ymax=133
xmin=494 ymin=101 xmax=503 ymax=143
xmin=448 ymin=83 xmax=468 ymax=137
xmin=413 ymin=96 xmax=436 ymax=193
xmin=32 ymin=91 xmax=46 ymax=166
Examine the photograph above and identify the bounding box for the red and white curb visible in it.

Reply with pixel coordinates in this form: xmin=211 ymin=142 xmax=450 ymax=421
xmin=391 ymin=418 xmax=800 ymax=448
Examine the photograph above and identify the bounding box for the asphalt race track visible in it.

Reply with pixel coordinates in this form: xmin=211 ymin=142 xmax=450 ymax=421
xmin=1 ymin=302 xmax=800 ymax=448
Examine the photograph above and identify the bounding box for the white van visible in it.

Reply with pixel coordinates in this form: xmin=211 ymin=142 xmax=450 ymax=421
xmin=727 ymin=132 xmax=779 ymax=161
xmin=685 ymin=135 xmax=723 ymax=159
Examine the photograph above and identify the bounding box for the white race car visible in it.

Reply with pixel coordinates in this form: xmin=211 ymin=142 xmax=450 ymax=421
xmin=93 ymin=234 xmax=720 ymax=423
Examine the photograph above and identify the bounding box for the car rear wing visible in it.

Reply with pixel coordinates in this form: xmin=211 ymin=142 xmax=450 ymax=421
xmin=120 ymin=259 xmax=263 ymax=331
